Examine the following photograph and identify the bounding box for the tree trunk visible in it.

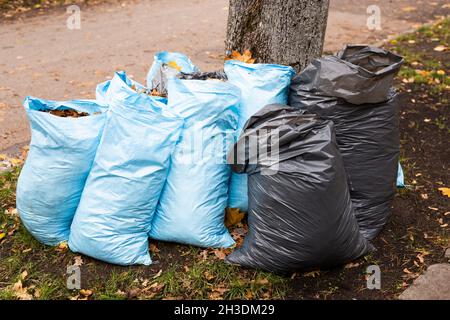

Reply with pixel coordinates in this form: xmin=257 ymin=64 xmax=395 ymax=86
xmin=225 ymin=0 xmax=329 ymax=72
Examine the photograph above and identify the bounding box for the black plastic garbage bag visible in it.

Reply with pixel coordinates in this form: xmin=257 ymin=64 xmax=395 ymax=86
xmin=225 ymin=104 xmax=370 ymax=273
xmin=289 ymin=45 xmax=403 ymax=240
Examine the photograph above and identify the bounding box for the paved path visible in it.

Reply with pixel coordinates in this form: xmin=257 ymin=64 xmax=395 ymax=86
xmin=0 ymin=0 xmax=448 ymax=154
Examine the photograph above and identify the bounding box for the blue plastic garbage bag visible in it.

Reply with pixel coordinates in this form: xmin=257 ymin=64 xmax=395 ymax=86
xmin=146 ymin=51 xmax=198 ymax=94
xmin=69 ymin=71 xmax=183 ymax=265
xmin=149 ymin=76 xmax=240 ymax=248
xmin=16 ymin=97 xmax=107 ymax=245
xmin=397 ymin=164 xmax=405 ymax=188
xmin=225 ymin=60 xmax=295 ymax=211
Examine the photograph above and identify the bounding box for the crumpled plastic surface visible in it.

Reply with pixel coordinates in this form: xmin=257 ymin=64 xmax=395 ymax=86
xmin=146 ymin=51 xmax=198 ymax=95
xmin=397 ymin=164 xmax=405 ymax=188
xmin=16 ymin=97 xmax=107 ymax=245
xmin=225 ymin=60 xmax=295 ymax=211
xmin=289 ymin=45 xmax=403 ymax=240
xmin=149 ymin=76 xmax=240 ymax=248
xmin=225 ymin=104 xmax=370 ymax=273
xmin=97 ymin=72 xmax=167 ymax=105
xmin=69 ymin=71 xmax=183 ymax=265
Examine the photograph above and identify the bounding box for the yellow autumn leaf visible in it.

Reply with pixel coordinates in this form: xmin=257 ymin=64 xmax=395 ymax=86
xmin=438 ymin=187 xmax=450 ymax=197
xmin=225 ymin=50 xmax=256 ymax=64
xmin=436 ymin=70 xmax=445 ymax=75
xmin=79 ymin=289 xmax=93 ymax=297
xmin=0 ymin=233 xmax=6 ymax=241
xmin=167 ymin=60 xmax=182 ymax=72
xmin=225 ymin=208 xmax=245 ymax=227
xmin=56 ymin=241 xmax=68 ymax=253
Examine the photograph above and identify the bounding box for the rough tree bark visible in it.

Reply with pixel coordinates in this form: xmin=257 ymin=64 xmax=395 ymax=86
xmin=225 ymin=0 xmax=330 ymax=72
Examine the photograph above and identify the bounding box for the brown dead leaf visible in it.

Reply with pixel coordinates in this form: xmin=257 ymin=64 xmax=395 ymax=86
xmin=225 ymin=208 xmax=245 ymax=227
xmin=150 ymin=243 xmax=160 ymax=254
xmin=12 ymin=280 xmax=33 ymax=300
xmin=344 ymin=262 xmax=361 ymax=269
xmin=203 ymin=271 xmax=215 ymax=281
xmin=245 ymin=290 xmax=254 ymax=300
xmin=74 ymin=256 xmax=83 ymax=267
xmin=255 ymin=278 xmax=269 ymax=285
xmin=213 ymin=249 xmax=227 ymax=260
xmin=198 ymin=249 xmax=209 ymax=261
xmin=208 ymin=287 xmax=229 ymax=300
xmin=150 ymin=88 xmax=165 ymax=97
xmin=303 ymin=270 xmax=321 ymax=278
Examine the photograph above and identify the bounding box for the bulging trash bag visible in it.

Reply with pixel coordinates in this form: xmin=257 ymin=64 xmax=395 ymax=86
xmin=16 ymin=97 xmax=107 ymax=245
xmin=225 ymin=104 xmax=370 ymax=273
xmin=289 ymin=45 xmax=403 ymax=240
xmin=149 ymin=75 xmax=240 ymax=248
xmin=225 ymin=60 xmax=295 ymax=211
xmin=146 ymin=51 xmax=199 ymax=95
xmin=69 ymin=71 xmax=183 ymax=265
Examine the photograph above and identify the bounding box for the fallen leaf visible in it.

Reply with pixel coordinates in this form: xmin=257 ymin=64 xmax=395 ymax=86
xmin=225 ymin=50 xmax=256 ymax=64
xmin=74 ymin=256 xmax=83 ymax=267
xmin=438 ymin=187 xmax=450 ymax=197
xmin=433 ymin=45 xmax=447 ymax=52
xmin=255 ymin=278 xmax=269 ymax=285
xmin=79 ymin=289 xmax=93 ymax=297
xmin=225 ymin=208 xmax=245 ymax=227
xmin=56 ymin=241 xmax=68 ymax=253
xmin=245 ymin=290 xmax=254 ymax=299
xmin=12 ymin=280 xmax=33 ymax=300
xmin=344 ymin=262 xmax=361 ymax=269
xmin=208 ymin=287 xmax=229 ymax=300
xmin=203 ymin=271 xmax=215 ymax=281
xmin=0 ymin=233 xmax=5 ymax=241
xmin=417 ymin=254 xmax=425 ymax=264
xmin=153 ymin=269 xmax=163 ymax=279
xmin=166 ymin=60 xmax=182 ymax=72
xmin=149 ymin=243 xmax=160 ymax=254
xmin=303 ymin=270 xmax=321 ymax=278
xmin=198 ymin=249 xmax=209 ymax=261
xmin=213 ymin=249 xmax=227 ymax=260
